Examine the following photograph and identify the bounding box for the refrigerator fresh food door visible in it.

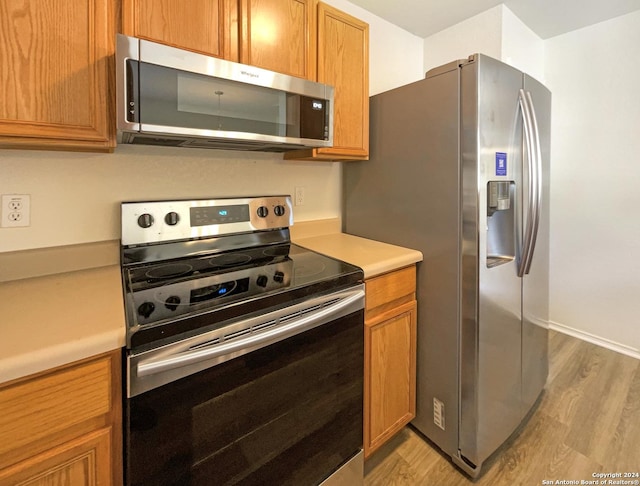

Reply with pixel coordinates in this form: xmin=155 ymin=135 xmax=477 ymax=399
xmin=521 ymin=74 xmax=550 ymax=412
xmin=458 ymin=55 xmax=525 ymax=470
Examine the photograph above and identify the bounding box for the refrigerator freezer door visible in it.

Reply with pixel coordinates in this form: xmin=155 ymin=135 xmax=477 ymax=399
xmin=458 ymin=55 xmax=525 ymax=469
xmin=521 ymin=74 xmax=550 ymax=411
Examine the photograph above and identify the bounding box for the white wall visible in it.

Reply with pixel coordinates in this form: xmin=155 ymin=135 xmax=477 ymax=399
xmin=0 ymin=0 xmax=422 ymax=254
xmin=544 ymin=10 xmax=640 ymax=353
xmin=423 ymin=5 xmax=544 ymax=81
xmin=324 ymin=0 xmax=424 ymax=95
xmin=501 ymin=7 xmax=544 ymax=82
xmin=423 ymin=6 xmax=503 ymax=73
xmin=0 ymin=147 xmax=341 ymax=251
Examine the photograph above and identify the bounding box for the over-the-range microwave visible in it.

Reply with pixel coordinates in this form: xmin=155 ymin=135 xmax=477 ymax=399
xmin=116 ymin=34 xmax=334 ymax=152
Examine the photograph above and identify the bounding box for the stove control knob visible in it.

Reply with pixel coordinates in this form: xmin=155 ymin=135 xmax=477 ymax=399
xmin=257 ymin=206 xmax=269 ymax=218
xmin=164 ymin=212 xmax=180 ymax=226
xmin=273 ymin=271 xmax=285 ymax=283
xmin=137 ymin=213 xmax=154 ymax=229
xmin=274 ymin=205 xmax=286 ymax=217
xmin=165 ymin=296 xmax=181 ymax=311
xmin=256 ymin=275 xmax=269 ymax=287
xmin=137 ymin=302 xmax=155 ymax=319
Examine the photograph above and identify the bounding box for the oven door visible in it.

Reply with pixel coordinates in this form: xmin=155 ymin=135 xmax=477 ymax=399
xmin=125 ymin=285 xmax=364 ymax=486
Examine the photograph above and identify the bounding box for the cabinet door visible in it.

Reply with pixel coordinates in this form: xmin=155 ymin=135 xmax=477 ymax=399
xmin=317 ymin=2 xmax=368 ymax=159
xmin=240 ymin=0 xmax=316 ymax=79
xmin=365 ymin=300 xmax=417 ymax=457
xmin=0 ymin=428 xmax=111 ymax=486
xmin=122 ymin=0 xmax=238 ymax=60
xmin=0 ymin=0 xmax=115 ymax=151
xmin=284 ymin=2 xmax=369 ymax=161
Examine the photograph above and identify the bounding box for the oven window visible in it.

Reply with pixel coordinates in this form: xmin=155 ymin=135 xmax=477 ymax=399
xmin=125 ymin=310 xmax=363 ymax=486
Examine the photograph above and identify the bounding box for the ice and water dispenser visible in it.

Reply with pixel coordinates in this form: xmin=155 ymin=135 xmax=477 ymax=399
xmin=486 ymin=180 xmax=516 ymax=267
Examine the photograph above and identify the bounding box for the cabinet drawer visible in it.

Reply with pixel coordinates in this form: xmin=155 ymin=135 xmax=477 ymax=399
xmin=0 ymin=355 xmax=112 ymax=469
xmin=365 ymin=266 xmax=416 ymax=316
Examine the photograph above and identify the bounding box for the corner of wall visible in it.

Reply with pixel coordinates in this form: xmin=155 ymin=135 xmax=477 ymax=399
xmin=500 ymin=5 xmax=545 ymax=81
xmin=422 ymin=5 xmax=504 ymax=73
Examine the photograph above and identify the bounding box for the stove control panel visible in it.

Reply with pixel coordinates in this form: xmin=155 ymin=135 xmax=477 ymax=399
xmin=122 ymin=196 xmax=293 ymax=246
xmin=130 ymin=260 xmax=292 ymax=325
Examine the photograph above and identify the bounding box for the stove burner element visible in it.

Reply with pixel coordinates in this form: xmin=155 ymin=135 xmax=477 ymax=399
xmin=263 ymin=246 xmax=290 ymax=257
xmin=209 ymin=253 xmax=252 ymax=268
xmin=293 ymin=261 xmax=326 ymax=279
xmin=145 ymin=263 xmax=194 ymax=280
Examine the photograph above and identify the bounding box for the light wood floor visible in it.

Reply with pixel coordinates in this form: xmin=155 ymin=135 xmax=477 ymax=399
xmin=364 ymin=331 xmax=640 ymax=485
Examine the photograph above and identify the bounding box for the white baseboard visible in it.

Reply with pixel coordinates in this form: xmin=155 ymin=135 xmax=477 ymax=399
xmin=549 ymin=320 xmax=640 ymax=361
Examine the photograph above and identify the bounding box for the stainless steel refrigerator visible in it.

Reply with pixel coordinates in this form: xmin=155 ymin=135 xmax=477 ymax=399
xmin=343 ymin=54 xmax=550 ymax=477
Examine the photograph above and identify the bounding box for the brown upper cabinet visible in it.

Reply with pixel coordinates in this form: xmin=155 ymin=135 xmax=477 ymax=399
xmin=0 ymin=0 xmax=367 ymax=155
xmin=122 ymin=0 xmax=239 ymax=61
xmin=285 ymin=2 xmax=369 ymax=161
xmin=123 ymin=0 xmax=315 ymax=78
xmin=240 ymin=0 xmax=316 ymax=79
xmin=0 ymin=0 xmax=115 ymax=151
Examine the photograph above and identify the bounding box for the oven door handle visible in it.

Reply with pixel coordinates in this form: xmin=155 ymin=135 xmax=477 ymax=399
xmin=135 ymin=286 xmax=364 ymax=379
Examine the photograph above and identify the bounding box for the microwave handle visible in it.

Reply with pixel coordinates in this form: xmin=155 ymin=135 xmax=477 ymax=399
xmin=116 ymin=34 xmax=140 ymax=129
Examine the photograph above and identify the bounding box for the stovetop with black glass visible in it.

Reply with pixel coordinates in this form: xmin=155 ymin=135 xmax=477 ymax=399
xmin=121 ymin=196 xmax=363 ymax=350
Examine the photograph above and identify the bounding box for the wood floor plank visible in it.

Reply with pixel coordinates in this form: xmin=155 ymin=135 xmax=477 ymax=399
xmin=563 ymin=346 xmax=639 ymax=464
xmin=477 ymin=409 xmax=603 ymax=485
xmin=540 ymin=338 xmax=604 ymax=425
xmin=547 ymin=330 xmax=582 ymax=382
xmin=603 ymin=362 xmax=640 ymax=470
xmin=365 ymin=331 xmax=640 ymax=485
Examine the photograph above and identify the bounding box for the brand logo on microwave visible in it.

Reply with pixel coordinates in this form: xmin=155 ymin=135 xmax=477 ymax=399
xmin=240 ymin=70 xmax=259 ymax=79
xmin=312 ymin=101 xmax=324 ymax=110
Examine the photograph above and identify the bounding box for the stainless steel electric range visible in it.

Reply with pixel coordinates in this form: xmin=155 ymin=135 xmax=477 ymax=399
xmin=120 ymin=195 xmax=364 ymax=486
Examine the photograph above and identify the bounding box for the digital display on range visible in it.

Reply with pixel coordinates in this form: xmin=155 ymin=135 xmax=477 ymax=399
xmin=190 ymin=204 xmax=250 ymax=227
xmin=190 ymin=278 xmax=249 ymax=304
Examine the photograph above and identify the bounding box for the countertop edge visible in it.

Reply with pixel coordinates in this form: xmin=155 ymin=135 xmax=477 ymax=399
xmin=0 ymin=265 xmax=126 ymax=386
xmin=0 ymin=328 xmax=125 ymax=385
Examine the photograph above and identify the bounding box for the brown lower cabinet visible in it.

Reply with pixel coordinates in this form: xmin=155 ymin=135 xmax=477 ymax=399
xmin=364 ymin=265 xmax=418 ymax=458
xmin=0 ymin=350 xmax=122 ymax=486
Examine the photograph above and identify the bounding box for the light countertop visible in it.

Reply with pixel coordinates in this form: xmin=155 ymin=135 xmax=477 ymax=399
xmin=293 ymin=232 xmax=422 ymax=279
xmin=0 ymin=265 xmax=126 ymax=385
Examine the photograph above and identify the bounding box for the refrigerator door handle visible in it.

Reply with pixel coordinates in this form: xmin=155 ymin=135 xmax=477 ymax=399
xmin=518 ymin=89 xmax=537 ymax=277
xmin=523 ymin=91 xmax=543 ymax=275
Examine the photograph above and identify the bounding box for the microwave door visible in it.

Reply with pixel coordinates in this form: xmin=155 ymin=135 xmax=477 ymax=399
xmin=136 ymin=62 xmax=284 ymax=140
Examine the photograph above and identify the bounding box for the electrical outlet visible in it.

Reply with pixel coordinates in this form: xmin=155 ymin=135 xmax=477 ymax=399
xmin=294 ymin=186 xmax=305 ymax=206
xmin=1 ymin=194 xmax=30 ymax=228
